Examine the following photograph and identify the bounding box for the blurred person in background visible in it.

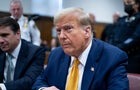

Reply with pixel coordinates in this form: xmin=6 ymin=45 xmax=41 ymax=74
xmin=50 ymin=37 xmax=59 ymax=51
xmin=41 ymin=40 xmax=49 ymax=51
xmin=89 ymin=13 xmax=96 ymax=37
xmin=9 ymin=0 xmax=41 ymax=46
xmin=101 ymin=11 xmax=120 ymax=42
xmin=108 ymin=0 xmax=140 ymax=73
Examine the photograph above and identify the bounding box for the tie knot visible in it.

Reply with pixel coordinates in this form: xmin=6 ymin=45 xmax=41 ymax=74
xmin=15 ymin=19 xmax=18 ymax=22
xmin=6 ymin=53 xmax=14 ymax=82
xmin=73 ymin=58 xmax=80 ymax=66
xmin=7 ymin=53 xmax=13 ymax=60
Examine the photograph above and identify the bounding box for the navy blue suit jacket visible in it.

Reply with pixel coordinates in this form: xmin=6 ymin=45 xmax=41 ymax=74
xmin=32 ymin=39 xmax=129 ymax=90
xmin=0 ymin=39 xmax=46 ymax=90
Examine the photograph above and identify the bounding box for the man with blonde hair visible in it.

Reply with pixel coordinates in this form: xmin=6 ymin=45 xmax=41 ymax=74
xmin=32 ymin=7 xmax=129 ymax=90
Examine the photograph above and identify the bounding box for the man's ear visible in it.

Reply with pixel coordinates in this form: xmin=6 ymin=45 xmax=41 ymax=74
xmin=84 ymin=25 xmax=92 ymax=38
xmin=135 ymin=3 xmax=139 ymax=11
xmin=16 ymin=30 xmax=21 ymax=39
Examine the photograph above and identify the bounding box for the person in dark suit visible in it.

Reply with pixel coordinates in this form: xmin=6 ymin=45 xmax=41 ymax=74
xmin=101 ymin=12 xmax=120 ymax=42
xmin=0 ymin=17 xmax=46 ymax=90
xmin=32 ymin=7 xmax=129 ymax=90
xmin=107 ymin=0 xmax=140 ymax=73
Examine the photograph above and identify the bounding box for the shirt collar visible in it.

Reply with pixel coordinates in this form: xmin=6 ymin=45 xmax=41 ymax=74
xmin=8 ymin=40 xmax=21 ymax=59
xmin=10 ymin=15 xmax=24 ymax=21
xmin=71 ymin=39 xmax=92 ymax=67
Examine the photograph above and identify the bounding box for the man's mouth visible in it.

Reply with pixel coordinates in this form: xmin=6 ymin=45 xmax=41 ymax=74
xmin=62 ymin=43 xmax=70 ymax=48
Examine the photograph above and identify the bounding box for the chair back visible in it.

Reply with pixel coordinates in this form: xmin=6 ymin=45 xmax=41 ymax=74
xmin=127 ymin=73 xmax=140 ymax=90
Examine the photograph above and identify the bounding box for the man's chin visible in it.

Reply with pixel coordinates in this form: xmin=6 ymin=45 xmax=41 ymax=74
xmin=64 ymin=49 xmax=74 ymax=56
xmin=0 ymin=48 xmax=8 ymax=52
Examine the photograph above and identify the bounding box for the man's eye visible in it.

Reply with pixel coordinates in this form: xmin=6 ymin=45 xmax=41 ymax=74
xmin=63 ymin=26 xmax=73 ymax=31
xmin=56 ymin=29 xmax=61 ymax=34
xmin=1 ymin=34 xmax=8 ymax=37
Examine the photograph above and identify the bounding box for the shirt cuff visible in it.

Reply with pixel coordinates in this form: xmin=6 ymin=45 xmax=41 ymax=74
xmin=38 ymin=87 xmax=47 ymax=90
xmin=0 ymin=84 xmax=6 ymax=90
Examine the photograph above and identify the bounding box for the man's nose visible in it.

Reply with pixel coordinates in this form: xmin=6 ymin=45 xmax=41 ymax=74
xmin=59 ymin=30 xmax=66 ymax=39
xmin=0 ymin=37 xmax=4 ymax=43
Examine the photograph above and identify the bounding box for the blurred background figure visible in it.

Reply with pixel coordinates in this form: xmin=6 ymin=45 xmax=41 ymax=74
xmin=108 ymin=0 xmax=140 ymax=73
xmin=50 ymin=37 xmax=59 ymax=51
xmin=101 ymin=11 xmax=120 ymax=42
xmin=89 ymin=13 xmax=96 ymax=37
xmin=41 ymin=40 xmax=49 ymax=51
xmin=112 ymin=11 xmax=120 ymax=23
xmin=9 ymin=0 xmax=41 ymax=46
xmin=89 ymin=13 xmax=96 ymax=24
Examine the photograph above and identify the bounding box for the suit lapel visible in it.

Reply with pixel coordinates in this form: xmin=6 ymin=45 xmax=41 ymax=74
xmin=81 ymin=39 xmax=103 ymax=90
xmin=14 ymin=40 xmax=28 ymax=80
xmin=0 ymin=53 xmax=6 ymax=82
xmin=56 ymin=55 xmax=71 ymax=90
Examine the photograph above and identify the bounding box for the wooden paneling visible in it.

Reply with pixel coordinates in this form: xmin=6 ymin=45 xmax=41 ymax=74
xmin=0 ymin=11 xmax=108 ymax=46
xmin=94 ymin=23 xmax=107 ymax=39
xmin=0 ymin=11 xmax=54 ymax=46
xmin=35 ymin=17 xmax=53 ymax=46
xmin=0 ymin=11 xmax=10 ymax=17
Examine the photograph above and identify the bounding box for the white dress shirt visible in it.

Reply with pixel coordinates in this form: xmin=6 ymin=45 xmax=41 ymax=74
xmin=11 ymin=15 xmax=41 ymax=46
xmin=65 ymin=40 xmax=92 ymax=90
xmin=0 ymin=40 xmax=21 ymax=90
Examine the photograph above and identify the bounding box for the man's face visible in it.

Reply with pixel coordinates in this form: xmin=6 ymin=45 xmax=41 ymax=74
xmin=10 ymin=2 xmax=23 ymax=19
xmin=124 ymin=0 xmax=135 ymax=5
xmin=55 ymin=14 xmax=91 ymax=57
xmin=124 ymin=0 xmax=137 ymax=15
xmin=113 ymin=13 xmax=120 ymax=23
xmin=0 ymin=26 xmax=20 ymax=53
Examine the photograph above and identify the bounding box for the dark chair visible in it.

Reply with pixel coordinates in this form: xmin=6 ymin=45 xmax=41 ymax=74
xmin=44 ymin=51 xmax=50 ymax=69
xmin=127 ymin=73 xmax=140 ymax=90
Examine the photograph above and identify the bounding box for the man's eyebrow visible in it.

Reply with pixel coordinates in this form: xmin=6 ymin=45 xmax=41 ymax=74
xmin=0 ymin=33 xmax=9 ymax=35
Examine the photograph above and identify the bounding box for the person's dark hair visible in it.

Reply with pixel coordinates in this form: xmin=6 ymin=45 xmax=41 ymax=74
xmin=135 ymin=0 xmax=140 ymax=11
xmin=0 ymin=17 xmax=20 ymax=33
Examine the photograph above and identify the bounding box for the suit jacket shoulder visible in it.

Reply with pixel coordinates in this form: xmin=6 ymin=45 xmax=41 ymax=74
xmin=4 ymin=39 xmax=47 ymax=90
xmin=32 ymin=39 xmax=129 ymax=90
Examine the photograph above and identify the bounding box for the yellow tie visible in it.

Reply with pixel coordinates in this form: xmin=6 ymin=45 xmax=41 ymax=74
xmin=66 ymin=58 xmax=80 ymax=90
